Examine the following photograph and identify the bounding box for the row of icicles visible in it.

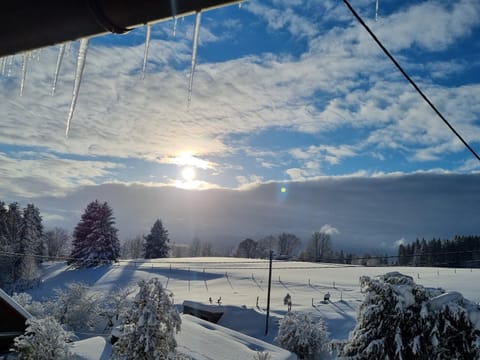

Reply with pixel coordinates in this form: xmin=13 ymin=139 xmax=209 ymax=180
xmin=0 ymin=10 xmax=207 ymax=138
xmin=0 ymin=0 xmax=378 ymax=138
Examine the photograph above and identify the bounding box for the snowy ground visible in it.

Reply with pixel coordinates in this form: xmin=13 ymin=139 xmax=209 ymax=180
xmin=28 ymin=258 xmax=480 ymax=359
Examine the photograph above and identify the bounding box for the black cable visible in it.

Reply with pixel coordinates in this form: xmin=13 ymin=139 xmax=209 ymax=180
xmin=342 ymin=0 xmax=480 ymax=162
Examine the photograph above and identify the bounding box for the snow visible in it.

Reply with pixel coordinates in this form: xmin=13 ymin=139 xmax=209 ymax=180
xmin=0 ymin=287 xmax=32 ymax=320
xmin=177 ymin=315 xmax=295 ymax=360
xmin=23 ymin=258 xmax=480 ymax=359
xmin=70 ymin=337 xmax=111 ymax=360
xmin=183 ymin=300 xmax=224 ymax=314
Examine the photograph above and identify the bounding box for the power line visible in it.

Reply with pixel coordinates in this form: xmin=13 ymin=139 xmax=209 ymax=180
xmin=342 ymin=0 xmax=480 ymax=162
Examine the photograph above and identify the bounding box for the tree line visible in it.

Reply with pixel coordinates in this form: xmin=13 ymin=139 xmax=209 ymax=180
xmin=233 ymin=231 xmax=389 ymax=266
xmin=0 ymin=201 xmax=44 ymax=291
xmin=0 ymin=199 xmax=174 ymax=291
xmin=397 ymin=235 xmax=480 ymax=268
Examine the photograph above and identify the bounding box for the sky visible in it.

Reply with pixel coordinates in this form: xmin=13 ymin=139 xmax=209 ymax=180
xmin=1 ymin=0 xmax=480 ymax=252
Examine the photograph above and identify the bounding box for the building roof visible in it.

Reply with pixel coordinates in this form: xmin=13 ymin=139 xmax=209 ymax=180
xmin=0 ymin=288 xmax=33 ymax=321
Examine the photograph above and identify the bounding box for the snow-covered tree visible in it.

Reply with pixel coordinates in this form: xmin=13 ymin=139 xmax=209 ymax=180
xmin=340 ymin=272 xmax=480 ymax=359
xmin=112 ymin=278 xmax=181 ymax=360
xmin=48 ymin=282 xmax=100 ymax=332
xmin=276 ymin=311 xmax=329 ymax=360
xmin=16 ymin=204 xmax=44 ymax=288
xmin=99 ymin=287 xmax=134 ymax=329
xmin=44 ymin=227 xmax=70 ymax=260
xmin=13 ymin=316 xmax=74 ymax=360
xmin=144 ymin=219 xmax=170 ymax=259
xmin=0 ymin=202 xmax=23 ymax=289
xmin=12 ymin=292 xmax=46 ymax=318
xmin=69 ymin=200 xmax=120 ymax=268
xmin=0 ymin=202 xmax=44 ymax=290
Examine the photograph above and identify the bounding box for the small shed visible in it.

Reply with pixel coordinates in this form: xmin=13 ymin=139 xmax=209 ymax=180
xmin=0 ymin=288 xmax=32 ymax=352
xmin=182 ymin=300 xmax=224 ymax=323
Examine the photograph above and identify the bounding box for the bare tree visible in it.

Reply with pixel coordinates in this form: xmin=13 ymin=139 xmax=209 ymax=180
xmin=277 ymin=233 xmax=301 ymax=258
xmin=44 ymin=227 xmax=70 ymax=260
xmin=308 ymin=232 xmax=332 ymax=262
xmin=120 ymin=234 xmax=144 ymax=259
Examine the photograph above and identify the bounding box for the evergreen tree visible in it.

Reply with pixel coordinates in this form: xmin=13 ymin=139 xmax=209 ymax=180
xmin=144 ymin=219 xmax=170 ymax=259
xmin=16 ymin=204 xmax=43 ymax=288
xmin=0 ymin=201 xmax=12 ymax=288
xmin=69 ymin=200 xmax=120 ymax=268
xmin=112 ymin=278 xmax=181 ymax=360
xmin=340 ymin=272 xmax=480 ymax=359
xmin=0 ymin=203 xmax=24 ymax=289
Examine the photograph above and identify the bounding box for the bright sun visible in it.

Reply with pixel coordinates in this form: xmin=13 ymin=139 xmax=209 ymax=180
xmin=181 ymin=166 xmax=196 ymax=181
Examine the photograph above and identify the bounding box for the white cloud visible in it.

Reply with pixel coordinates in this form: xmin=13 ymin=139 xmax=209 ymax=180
xmin=319 ymin=224 xmax=339 ymax=235
xmin=0 ymin=152 xmax=122 ymax=198
xmin=394 ymin=238 xmax=406 ymax=248
xmin=371 ymin=0 xmax=480 ymax=52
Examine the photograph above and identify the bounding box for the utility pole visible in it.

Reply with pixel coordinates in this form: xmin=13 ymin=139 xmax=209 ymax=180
xmin=265 ymin=250 xmax=273 ymax=336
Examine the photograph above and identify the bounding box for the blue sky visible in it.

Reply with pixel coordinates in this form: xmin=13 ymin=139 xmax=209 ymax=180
xmin=1 ymin=0 xmax=480 ymax=251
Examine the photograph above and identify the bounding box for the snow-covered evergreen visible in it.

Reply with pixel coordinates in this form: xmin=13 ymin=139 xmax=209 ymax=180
xmin=0 ymin=202 xmax=44 ymax=291
xmin=276 ymin=311 xmax=329 ymax=359
xmin=144 ymin=219 xmax=170 ymax=259
xmin=16 ymin=204 xmax=43 ymax=289
xmin=340 ymin=272 xmax=480 ymax=359
xmin=13 ymin=316 xmax=74 ymax=360
xmin=69 ymin=200 xmax=120 ymax=268
xmin=112 ymin=277 xmax=181 ymax=360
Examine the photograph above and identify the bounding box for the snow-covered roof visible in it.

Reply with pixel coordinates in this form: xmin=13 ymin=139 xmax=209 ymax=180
xmin=0 ymin=288 xmax=32 ymax=320
xmin=183 ymin=300 xmax=225 ymax=314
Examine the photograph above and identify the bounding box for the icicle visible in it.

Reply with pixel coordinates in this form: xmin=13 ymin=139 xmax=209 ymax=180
xmin=52 ymin=43 xmax=66 ymax=95
xmin=6 ymin=56 xmax=14 ymax=77
xmin=0 ymin=57 xmax=5 ymax=76
xmin=173 ymin=16 xmax=178 ymax=37
xmin=187 ymin=11 xmax=202 ymax=107
xmin=375 ymin=0 xmax=379 ymax=21
xmin=142 ymin=24 xmax=151 ymax=79
xmin=65 ymin=38 xmax=89 ymax=138
xmin=20 ymin=52 xmax=29 ymax=96
xmin=66 ymin=42 xmax=73 ymax=57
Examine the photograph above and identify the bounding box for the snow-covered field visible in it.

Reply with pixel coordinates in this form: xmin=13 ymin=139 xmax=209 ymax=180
xmin=28 ymin=258 xmax=480 ymax=359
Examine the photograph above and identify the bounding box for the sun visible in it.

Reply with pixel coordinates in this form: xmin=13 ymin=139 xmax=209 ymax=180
xmin=181 ymin=166 xmax=196 ymax=182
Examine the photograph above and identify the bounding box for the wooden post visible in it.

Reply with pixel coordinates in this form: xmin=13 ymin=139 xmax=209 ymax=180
xmin=265 ymin=251 xmax=273 ymax=336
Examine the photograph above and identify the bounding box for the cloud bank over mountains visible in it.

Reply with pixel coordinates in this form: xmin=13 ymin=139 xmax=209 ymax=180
xmin=34 ymin=173 xmax=480 ymax=253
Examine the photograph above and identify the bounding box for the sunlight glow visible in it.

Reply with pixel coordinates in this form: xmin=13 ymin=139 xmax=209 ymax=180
xmin=163 ymin=152 xmax=214 ymax=170
xmin=182 ymin=166 xmax=196 ymax=181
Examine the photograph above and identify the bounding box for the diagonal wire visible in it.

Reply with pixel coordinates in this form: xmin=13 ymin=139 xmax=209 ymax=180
xmin=343 ymin=0 xmax=480 ymax=162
